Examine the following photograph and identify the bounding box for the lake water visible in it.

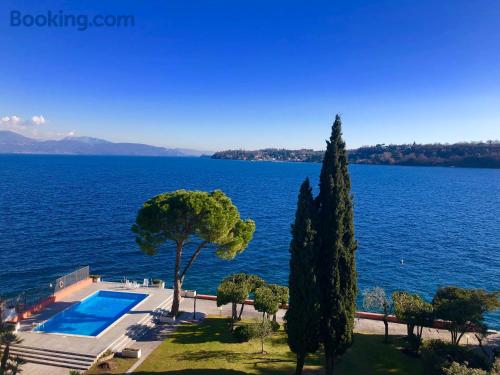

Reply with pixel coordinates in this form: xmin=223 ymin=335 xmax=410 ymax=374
xmin=1 ymin=155 xmax=499 ymax=326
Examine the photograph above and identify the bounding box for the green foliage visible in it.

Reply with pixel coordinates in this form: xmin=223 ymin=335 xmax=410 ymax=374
xmin=393 ymin=292 xmax=432 ymax=333
xmin=421 ymin=339 xmax=489 ymax=375
xmin=443 ymin=362 xmax=489 ymax=375
xmin=233 ymin=324 xmax=254 ymax=343
xmin=268 ymin=284 xmax=289 ymax=307
xmin=392 ymin=291 xmax=433 ymax=354
xmin=216 ymin=273 xmax=265 ymax=328
xmin=254 ymin=286 xmax=280 ymax=316
xmin=132 ymin=189 xmax=255 ymax=315
xmin=285 ymin=178 xmax=320 ymax=374
xmin=221 ymin=273 xmax=266 ymax=296
xmin=433 ymin=286 xmax=500 ymax=345
xmin=216 ymin=279 xmax=248 ymax=307
xmin=315 ymin=115 xmax=357 ymax=373
xmin=270 ymin=320 xmax=280 ymax=332
xmin=132 ymin=189 xmax=255 ymax=259
xmin=250 ymin=319 xmax=274 ymax=354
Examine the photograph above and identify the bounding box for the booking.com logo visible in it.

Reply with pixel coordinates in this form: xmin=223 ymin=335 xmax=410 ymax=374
xmin=10 ymin=10 xmax=135 ymax=31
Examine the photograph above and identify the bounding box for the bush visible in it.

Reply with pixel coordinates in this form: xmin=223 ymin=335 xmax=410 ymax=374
xmin=233 ymin=324 xmax=254 ymax=342
xmin=270 ymin=320 xmax=280 ymax=332
xmin=421 ymin=340 xmax=489 ymax=375
xmin=443 ymin=362 xmax=487 ymax=375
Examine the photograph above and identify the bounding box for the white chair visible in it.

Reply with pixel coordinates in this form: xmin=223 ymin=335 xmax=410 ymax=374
xmin=143 ymin=278 xmax=149 ymax=287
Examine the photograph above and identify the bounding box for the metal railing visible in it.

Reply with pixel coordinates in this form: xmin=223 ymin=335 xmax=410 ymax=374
xmin=53 ymin=266 xmax=90 ymax=293
xmin=1 ymin=266 xmax=90 ymax=321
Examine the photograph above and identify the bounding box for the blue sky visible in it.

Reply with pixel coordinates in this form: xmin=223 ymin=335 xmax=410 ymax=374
xmin=1 ymin=0 xmax=499 ymax=150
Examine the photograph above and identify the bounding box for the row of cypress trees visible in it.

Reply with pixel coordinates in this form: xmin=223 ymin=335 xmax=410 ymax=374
xmin=285 ymin=115 xmax=358 ymax=375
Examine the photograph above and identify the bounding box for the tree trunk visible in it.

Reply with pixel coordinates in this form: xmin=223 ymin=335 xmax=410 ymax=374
xmin=383 ymin=318 xmax=389 ymax=343
xmin=456 ymin=326 xmax=469 ymax=346
xmin=238 ymin=303 xmax=245 ymax=320
xmin=261 ymin=312 xmax=266 ymax=353
xmin=295 ymin=353 xmax=305 ymax=375
xmin=232 ymin=303 xmax=237 ymax=321
xmin=230 ymin=303 xmax=237 ymax=332
xmin=475 ymin=335 xmax=491 ymax=361
xmin=415 ymin=326 xmax=423 ymax=354
xmin=324 ymin=346 xmax=335 ymax=375
xmin=407 ymin=323 xmax=415 ymax=338
xmin=170 ymin=242 xmax=183 ymax=317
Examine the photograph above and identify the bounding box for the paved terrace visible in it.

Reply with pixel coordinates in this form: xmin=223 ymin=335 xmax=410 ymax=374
xmin=17 ymin=282 xmax=173 ymax=357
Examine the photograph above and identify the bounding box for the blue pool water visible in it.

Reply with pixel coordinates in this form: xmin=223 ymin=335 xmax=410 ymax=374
xmin=34 ymin=291 xmax=147 ymax=336
xmin=0 ymin=156 xmax=499 ymax=327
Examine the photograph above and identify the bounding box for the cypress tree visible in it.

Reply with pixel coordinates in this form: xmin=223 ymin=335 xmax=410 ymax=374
xmin=315 ymin=115 xmax=357 ymax=375
xmin=285 ymin=178 xmax=320 ymax=375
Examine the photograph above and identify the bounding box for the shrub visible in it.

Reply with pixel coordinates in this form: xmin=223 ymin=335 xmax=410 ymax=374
xmin=270 ymin=320 xmax=280 ymax=332
xmin=233 ymin=324 xmax=254 ymax=343
xmin=443 ymin=359 xmax=500 ymax=375
xmin=443 ymin=362 xmax=487 ymax=375
xmin=421 ymin=340 xmax=489 ymax=375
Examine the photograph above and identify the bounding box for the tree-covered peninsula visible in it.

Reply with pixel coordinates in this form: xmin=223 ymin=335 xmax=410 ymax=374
xmin=211 ymin=141 xmax=500 ymax=168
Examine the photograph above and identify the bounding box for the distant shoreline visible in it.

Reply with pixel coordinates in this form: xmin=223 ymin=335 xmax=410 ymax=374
xmin=211 ymin=158 xmax=500 ymax=169
xmin=211 ymin=142 xmax=500 ymax=169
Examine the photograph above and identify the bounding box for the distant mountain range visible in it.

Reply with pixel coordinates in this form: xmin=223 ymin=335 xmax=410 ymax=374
xmin=0 ymin=131 xmax=204 ymax=157
xmin=212 ymin=141 xmax=500 ymax=168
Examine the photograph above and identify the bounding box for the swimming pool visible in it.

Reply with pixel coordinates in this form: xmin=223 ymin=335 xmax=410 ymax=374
xmin=34 ymin=290 xmax=148 ymax=337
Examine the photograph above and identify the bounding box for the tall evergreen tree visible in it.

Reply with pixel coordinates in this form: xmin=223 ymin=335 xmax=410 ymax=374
xmin=315 ymin=115 xmax=357 ymax=375
xmin=285 ymin=178 xmax=320 ymax=375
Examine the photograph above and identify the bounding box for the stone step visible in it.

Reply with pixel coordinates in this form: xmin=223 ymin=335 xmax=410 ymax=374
xmin=10 ymin=344 xmax=95 ymax=359
xmin=107 ymin=295 xmax=173 ymax=353
xmin=8 ymin=352 xmax=91 ymax=371
xmin=8 ymin=344 xmax=96 ymax=371
xmin=9 ymin=349 xmax=93 ymax=368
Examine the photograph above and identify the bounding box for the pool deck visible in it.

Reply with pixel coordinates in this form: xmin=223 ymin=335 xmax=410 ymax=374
xmin=16 ymin=281 xmax=173 ymax=374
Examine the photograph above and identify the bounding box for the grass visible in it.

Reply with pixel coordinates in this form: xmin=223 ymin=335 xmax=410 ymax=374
xmin=133 ymin=317 xmax=425 ymax=375
xmin=86 ymin=356 xmax=137 ymax=374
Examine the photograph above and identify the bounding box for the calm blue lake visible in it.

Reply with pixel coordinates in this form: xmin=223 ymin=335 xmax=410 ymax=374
xmin=0 ymin=155 xmax=499 ymax=326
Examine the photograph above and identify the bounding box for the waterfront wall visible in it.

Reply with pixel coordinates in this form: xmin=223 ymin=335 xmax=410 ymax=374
xmin=192 ymin=293 xmax=450 ymax=330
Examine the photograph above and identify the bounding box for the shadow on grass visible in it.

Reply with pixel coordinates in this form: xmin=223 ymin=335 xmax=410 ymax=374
xmin=134 ymin=370 xmax=249 ymax=375
xmin=176 ymin=349 xmax=295 ymax=365
xmin=168 ymin=317 xmax=236 ymax=344
xmin=335 ymin=333 xmax=425 ymax=375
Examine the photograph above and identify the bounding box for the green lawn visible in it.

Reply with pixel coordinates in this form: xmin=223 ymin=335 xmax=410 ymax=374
xmin=133 ymin=317 xmax=425 ymax=375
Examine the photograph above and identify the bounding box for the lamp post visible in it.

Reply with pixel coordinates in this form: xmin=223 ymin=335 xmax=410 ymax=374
xmin=184 ymin=290 xmax=197 ymax=319
xmin=193 ymin=291 xmax=197 ymax=319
